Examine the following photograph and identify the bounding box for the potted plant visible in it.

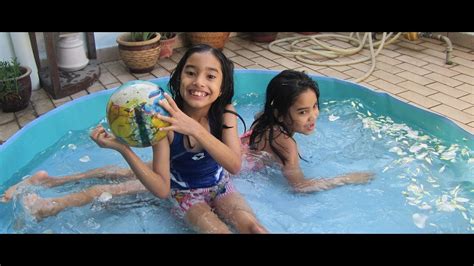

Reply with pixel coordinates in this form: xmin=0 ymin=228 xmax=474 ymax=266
xmin=0 ymin=57 xmax=32 ymax=113
xmin=159 ymin=32 xmax=178 ymax=59
xmin=116 ymin=32 xmax=161 ymax=73
xmin=186 ymin=32 xmax=230 ymax=50
xmin=249 ymin=32 xmax=278 ymax=43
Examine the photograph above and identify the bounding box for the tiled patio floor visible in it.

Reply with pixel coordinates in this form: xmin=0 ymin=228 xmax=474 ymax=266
xmin=0 ymin=32 xmax=473 ymax=144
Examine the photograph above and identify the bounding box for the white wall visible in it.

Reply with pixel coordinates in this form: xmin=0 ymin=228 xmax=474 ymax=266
xmin=94 ymin=32 xmax=122 ymax=49
xmin=0 ymin=32 xmax=15 ymax=61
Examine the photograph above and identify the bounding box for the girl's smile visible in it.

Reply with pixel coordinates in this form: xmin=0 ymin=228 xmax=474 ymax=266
xmin=189 ymin=89 xmax=210 ymax=98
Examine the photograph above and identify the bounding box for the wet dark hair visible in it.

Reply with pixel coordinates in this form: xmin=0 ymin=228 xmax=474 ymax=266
xmin=249 ymin=70 xmax=320 ymax=164
xmin=168 ymin=44 xmax=243 ymax=141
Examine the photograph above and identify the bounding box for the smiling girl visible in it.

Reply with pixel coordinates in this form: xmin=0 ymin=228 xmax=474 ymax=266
xmin=241 ymin=70 xmax=374 ymax=193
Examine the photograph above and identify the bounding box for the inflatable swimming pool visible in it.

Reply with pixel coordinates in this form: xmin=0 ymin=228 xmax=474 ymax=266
xmin=1 ymin=69 xmax=472 ymax=233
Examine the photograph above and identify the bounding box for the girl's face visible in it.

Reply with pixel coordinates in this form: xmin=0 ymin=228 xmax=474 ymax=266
xmin=283 ymin=89 xmax=319 ymax=135
xmin=179 ymin=52 xmax=223 ymax=109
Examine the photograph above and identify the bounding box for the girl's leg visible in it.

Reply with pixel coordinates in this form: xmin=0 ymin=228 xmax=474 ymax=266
xmin=184 ymin=202 xmax=232 ymax=234
xmin=22 ymin=179 xmax=147 ymax=220
xmin=214 ymin=191 xmax=268 ymax=234
xmin=1 ymin=165 xmax=140 ymax=202
xmin=2 ymin=171 xmax=49 ymax=202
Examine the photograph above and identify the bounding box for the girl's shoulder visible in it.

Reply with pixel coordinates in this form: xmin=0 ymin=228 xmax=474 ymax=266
xmin=271 ymin=127 xmax=298 ymax=151
xmin=222 ymin=104 xmax=236 ymax=118
xmin=224 ymin=104 xmax=236 ymax=112
xmin=222 ymin=104 xmax=239 ymax=124
xmin=272 ymin=126 xmax=293 ymax=140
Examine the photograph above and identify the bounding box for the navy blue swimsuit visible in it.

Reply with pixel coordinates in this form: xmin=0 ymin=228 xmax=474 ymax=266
xmin=169 ymin=132 xmax=224 ymax=189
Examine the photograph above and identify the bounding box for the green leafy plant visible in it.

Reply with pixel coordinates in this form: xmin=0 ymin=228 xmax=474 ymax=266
xmin=0 ymin=57 xmax=21 ymax=100
xmin=159 ymin=32 xmax=176 ymax=40
xmin=130 ymin=32 xmax=157 ymax=42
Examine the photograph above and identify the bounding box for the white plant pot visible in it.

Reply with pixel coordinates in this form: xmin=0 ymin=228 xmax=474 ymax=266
xmin=57 ymin=32 xmax=89 ymax=72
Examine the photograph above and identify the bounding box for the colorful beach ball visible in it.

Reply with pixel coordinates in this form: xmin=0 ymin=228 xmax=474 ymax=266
xmin=106 ymin=80 xmax=170 ymax=147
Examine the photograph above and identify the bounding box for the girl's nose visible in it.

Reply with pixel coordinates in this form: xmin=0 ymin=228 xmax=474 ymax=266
xmin=193 ymin=75 xmax=205 ymax=87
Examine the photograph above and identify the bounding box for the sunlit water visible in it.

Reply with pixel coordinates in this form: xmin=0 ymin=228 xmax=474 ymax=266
xmin=1 ymin=92 xmax=473 ymax=233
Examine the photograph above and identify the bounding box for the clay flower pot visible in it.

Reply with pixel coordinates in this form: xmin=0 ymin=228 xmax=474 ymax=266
xmin=0 ymin=66 xmax=32 ymax=112
xmin=116 ymin=32 xmax=161 ymax=73
xmin=159 ymin=33 xmax=177 ymax=59
xmin=187 ymin=32 xmax=230 ymax=50
xmin=249 ymin=32 xmax=278 ymax=43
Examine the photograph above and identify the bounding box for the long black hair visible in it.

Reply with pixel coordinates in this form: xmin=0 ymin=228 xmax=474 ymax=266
xmin=249 ymin=70 xmax=320 ymax=164
xmin=168 ymin=44 xmax=241 ymax=141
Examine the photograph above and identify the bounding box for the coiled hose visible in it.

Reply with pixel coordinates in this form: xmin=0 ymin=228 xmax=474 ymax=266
xmin=268 ymin=32 xmax=403 ymax=83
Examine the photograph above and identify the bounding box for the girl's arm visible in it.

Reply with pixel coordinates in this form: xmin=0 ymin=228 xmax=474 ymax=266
xmin=271 ymin=134 xmax=311 ymax=188
xmin=199 ymin=104 xmax=241 ymax=173
xmin=157 ymin=94 xmax=241 ymax=174
xmin=291 ymin=171 xmax=374 ymax=193
xmin=272 ymin=133 xmax=373 ymax=193
xmin=90 ymin=125 xmax=171 ymax=198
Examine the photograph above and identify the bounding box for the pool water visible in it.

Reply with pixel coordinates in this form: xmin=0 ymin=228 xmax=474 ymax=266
xmin=234 ymin=93 xmax=473 ymax=233
xmin=1 ymin=90 xmax=472 ymax=233
xmin=1 ymin=70 xmax=473 ymax=233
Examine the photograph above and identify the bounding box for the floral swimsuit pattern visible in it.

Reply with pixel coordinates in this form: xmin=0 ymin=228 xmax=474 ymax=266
xmin=169 ymin=173 xmax=236 ymax=219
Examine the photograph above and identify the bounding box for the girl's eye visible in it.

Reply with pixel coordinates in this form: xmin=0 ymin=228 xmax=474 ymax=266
xmin=207 ymin=74 xmax=216 ymax=79
xmin=299 ymin=110 xmax=307 ymax=115
xmin=185 ymin=71 xmax=195 ymax=76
